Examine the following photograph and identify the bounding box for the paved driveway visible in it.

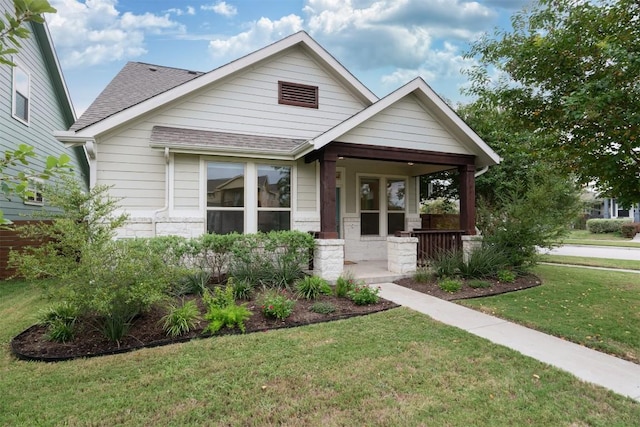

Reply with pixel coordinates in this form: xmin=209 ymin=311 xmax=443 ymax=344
xmin=543 ymin=245 xmax=640 ymax=261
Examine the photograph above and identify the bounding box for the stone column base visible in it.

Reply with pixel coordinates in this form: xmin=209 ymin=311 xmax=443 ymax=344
xmin=313 ymin=239 xmax=345 ymax=281
xmin=387 ymin=236 xmax=418 ymax=274
xmin=462 ymin=235 xmax=483 ymax=263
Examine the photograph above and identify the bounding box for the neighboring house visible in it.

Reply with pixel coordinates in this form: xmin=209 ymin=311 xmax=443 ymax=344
xmin=582 ymin=188 xmax=640 ymax=222
xmin=0 ymin=1 xmax=89 ymax=278
xmin=54 ymin=31 xmax=499 ymax=276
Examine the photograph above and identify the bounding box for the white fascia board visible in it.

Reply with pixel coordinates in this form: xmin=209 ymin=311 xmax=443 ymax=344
xmin=75 ymin=31 xmax=378 ymax=138
xmin=53 ymin=130 xmax=95 ymax=145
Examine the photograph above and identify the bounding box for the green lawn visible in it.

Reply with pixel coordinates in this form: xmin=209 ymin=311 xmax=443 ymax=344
xmin=461 ymin=265 xmax=640 ymax=363
xmin=540 ymin=254 xmax=640 ymax=270
xmin=1 ymin=280 xmax=639 ymax=426
xmin=560 ymin=230 xmax=640 ymax=248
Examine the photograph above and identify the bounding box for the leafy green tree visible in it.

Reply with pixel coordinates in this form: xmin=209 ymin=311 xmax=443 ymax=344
xmin=465 ymin=0 xmax=640 ymax=206
xmin=1 ymin=0 xmax=72 ymax=225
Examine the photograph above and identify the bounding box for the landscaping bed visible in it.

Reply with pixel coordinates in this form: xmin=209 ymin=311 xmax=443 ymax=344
xmin=394 ymin=274 xmax=541 ymax=301
xmin=11 ymin=291 xmax=397 ymax=362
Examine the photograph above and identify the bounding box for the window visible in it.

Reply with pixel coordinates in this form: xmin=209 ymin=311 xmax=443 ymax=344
xmin=360 ymin=176 xmax=406 ymax=236
xmin=24 ymin=179 xmax=43 ymax=206
xmin=278 ymin=81 xmax=318 ymax=108
xmin=206 ymin=162 xmax=245 ymax=234
xmin=257 ymin=164 xmax=291 ymax=232
xmin=13 ymin=65 xmax=30 ymax=123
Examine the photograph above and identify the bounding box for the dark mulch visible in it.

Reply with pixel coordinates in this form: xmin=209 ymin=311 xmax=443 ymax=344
xmin=394 ymin=274 xmax=542 ymax=301
xmin=11 ymin=291 xmax=398 ymax=362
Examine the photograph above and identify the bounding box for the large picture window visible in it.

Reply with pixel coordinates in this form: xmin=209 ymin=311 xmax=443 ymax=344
xmin=257 ymin=164 xmax=291 ymax=232
xmin=13 ymin=65 xmax=30 ymax=123
xmin=206 ymin=162 xmax=245 ymax=234
xmin=360 ymin=176 xmax=406 ymax=236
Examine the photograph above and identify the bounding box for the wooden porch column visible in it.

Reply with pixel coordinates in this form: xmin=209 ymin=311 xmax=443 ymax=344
xmin=319 ymin=152 xmax=338 ymax=239
xmin=458 ymin=164 xmax=476 ymax=235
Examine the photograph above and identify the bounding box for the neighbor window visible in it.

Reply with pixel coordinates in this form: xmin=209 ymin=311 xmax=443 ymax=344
xmin=278 ymin=81 xmax=318 ymax=108
xmin=23 ymin=179 xmax=43 ymax=206
xmin=257 ymin=164 xmax=291 ymax=232
xmin=13 ymin=65 xmax=30 ymax=123
xmin=360 ymin=176 xmax=406 ymax=236
xmin=206 ymin=162 xmax=245 ymax=234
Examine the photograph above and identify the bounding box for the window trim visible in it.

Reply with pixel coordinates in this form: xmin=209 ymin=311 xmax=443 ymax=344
xmin=358 ymin=174 xmax=408 ymax=236
xmin=256 ymin=163 xmax=292 ymax=232
xmin=205 ymin=161 xmax=247 ymax=234
xmin=278 ymin=81 xmax=318 ymax=109
xmin=12 ymin=61 xmax=31 ymax=125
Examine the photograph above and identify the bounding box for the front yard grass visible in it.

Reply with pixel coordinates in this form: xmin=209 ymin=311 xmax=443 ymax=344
xmin=540 ymin=254 xmax=640 ymax=270
xmin=1 ymin=280 xmax=639 ymax=425
xmin=461 ymin=264 xmax=640 ymax=363
xmin=560 ymin=230 xmax=640 ymax=248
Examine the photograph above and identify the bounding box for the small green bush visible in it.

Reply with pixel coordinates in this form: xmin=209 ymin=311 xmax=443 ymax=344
xmin=231 ymin=278 xmax=254 ymax=300
xmin=586 ymin=218 xmax=632 ymax=234
xmin=260 ymin=291 xmax=296 ymax=320
xmin=203 ymin=304 xmax=252 ymax=334
xmin=430 ymin=250 xmax=462 ymax=278
xmin=413 ymin=267 xmax=433 ymax=283
xmin=37 ymin=302 xmax=78 ymax=343
xmin=47 ymin=318 xmax=76 ymax=343
xmin=459 ymin=246 xmax=508 ymax=279
xmin=99 ymin=313 xmax=134 ymax=343
xmin=203 ymin=285 xmax=236 ymax=310
xmin=310 ymin=301 xmax=336 ymax=314
xmin=468 ymin=279 xmax=492 ymax=289
xmin=172 ymin=270 xmax=211 ymax=296
xmin=496 ymin=269 xmax=517 ymax=283
xmin=347 ymin=285 xmax=380 ymax=305
xmin=335 ymin=274 xmax=355 ymax=298
xmin=438 ymin=278 xmax=462 ymax=293
xmin=296 ymin=275 xmax=332 ymax=300
xmin=161 ymin=300 xmax=201 ymax=337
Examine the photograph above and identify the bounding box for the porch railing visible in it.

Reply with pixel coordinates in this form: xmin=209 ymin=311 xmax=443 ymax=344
xmin=409 ymin=229 xmax=464 ymax=266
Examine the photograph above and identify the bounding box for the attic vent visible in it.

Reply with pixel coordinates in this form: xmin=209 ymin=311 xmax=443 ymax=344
xmin=187 ymin=70 xmax=198 ymax=75
xmin=278 ymin=81 xmax=318 ymax=109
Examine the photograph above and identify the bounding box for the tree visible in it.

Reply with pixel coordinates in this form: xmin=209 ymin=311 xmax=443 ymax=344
xmin=465 ymin=0 xmax=640 ymax=207
xmin=1 ymin=0 xmax=68 ymax=225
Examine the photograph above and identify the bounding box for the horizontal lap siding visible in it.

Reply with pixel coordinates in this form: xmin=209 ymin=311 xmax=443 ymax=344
xmin=338 ymin=95 xmax=473 ymax=155
xmin=296 ymin=159 xmax=316 ymax=212
xmin=173 ymin=155 xmax=199 ymax=209
xmin=147 ymin=47 xmax=366 ymax=140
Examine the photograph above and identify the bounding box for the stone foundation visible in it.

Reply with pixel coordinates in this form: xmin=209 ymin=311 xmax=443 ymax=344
xmin=387 ymin=236 xmax=418 ymax=274
xmin=313 ymin=239 xmax=344 ymax=281
xmin=462 ymin=235 xmax=483 ymax=263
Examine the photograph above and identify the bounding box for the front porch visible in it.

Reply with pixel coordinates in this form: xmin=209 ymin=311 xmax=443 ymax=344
xmin=343 ymin=260 xmax=412 ymax=284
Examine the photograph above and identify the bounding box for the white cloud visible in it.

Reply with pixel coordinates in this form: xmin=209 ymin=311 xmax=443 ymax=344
xmin=202 ymin=1 xmax=238 ymax=17
xmin=208 ymin=14 xmax=304 ymax=58
xmin=47 ymin=0 xmax=185 ymax=68
xmin=166 ymin=6 xmax=196 ymax=16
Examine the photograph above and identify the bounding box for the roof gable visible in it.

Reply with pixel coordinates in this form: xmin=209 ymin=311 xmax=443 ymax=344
xmin=66 ymin=31 xmax=378 ymax=137
xmin=306 ymin=78 xmax=501 ymax=168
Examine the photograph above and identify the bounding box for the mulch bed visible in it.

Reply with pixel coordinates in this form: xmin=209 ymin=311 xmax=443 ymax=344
xmin=394 ymin=274 xmax=542 ymax=301
xmin=11 ymin=291 xmax=398 ymax=362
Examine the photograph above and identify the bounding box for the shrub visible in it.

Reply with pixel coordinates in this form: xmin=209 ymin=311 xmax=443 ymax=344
xmin=413 ymin=267 xmax=433 ymax=283
xmin=429 ymin=250 xmax=462 ymax=278
xmin=47 ymin=318 xmax=76 ymax=343
xmin=496 ymin=269 xmax=517 ymax=283
xmin=203 ymin=304 xmax=252 ymax=335
xmin=296 ymin=275 xmax=332 ymax=300
xmin=161 ymin=300 xmax=201 ymax=337
xmin=586 ymin=218 xmax=632 ymax=234
xmin=420 ymin=197 xmax=458 ymax=214
xmin=98 ymin=313 xmax=134 ymax=344
xmin=172 ymin=270 xmax=211 ymax=296
xmin=439 ymin=278 xmax=462 ymax=293
xmin=620 ymin=222 xmax=640 ymax=238
xmin=203 ymin=285 xmax=236 ymax=310
xmin=468 ymin=279 xmax=492 ymax=289
xmin=231 ymin=278 xmax=254 ymax=300
xmin=198 ymin=233 xmax=242 ymax=280
xmin=347 ymin=285 xmax=380 ymax=305
xmin=458 ymin=245 xmax=508 ymax=279
xmin=37 ymin=302 xmax=78 ymax=343
xmin=310 ymin=301 xmax=336 ymax=314
xmin=260 ymin=291 xmax=296 ymax=320
xmin=335 ymin=273 xmax=356 ymax=298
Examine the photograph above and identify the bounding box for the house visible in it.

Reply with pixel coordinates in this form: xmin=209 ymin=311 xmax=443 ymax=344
xmin=0 ymin=0 xmax=89 ymax=279
xmin=54 ymin=31 xmax=499 ymax=280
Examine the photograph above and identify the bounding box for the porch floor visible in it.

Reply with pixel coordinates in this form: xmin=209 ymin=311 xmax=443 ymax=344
xmin=343 ymin=260 xmax=413 ymax=285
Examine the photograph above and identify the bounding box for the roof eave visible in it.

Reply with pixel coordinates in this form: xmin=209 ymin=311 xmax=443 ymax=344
xmin=149 ymin=142 xmax=298 ymax=161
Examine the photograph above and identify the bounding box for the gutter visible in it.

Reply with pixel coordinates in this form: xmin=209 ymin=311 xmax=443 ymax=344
xmin=474 ymin=166 xmax=489 ymax=178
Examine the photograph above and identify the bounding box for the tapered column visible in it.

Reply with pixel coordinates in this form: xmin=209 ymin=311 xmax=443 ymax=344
xmin=458 ymin=164 xmax=476 ymax=235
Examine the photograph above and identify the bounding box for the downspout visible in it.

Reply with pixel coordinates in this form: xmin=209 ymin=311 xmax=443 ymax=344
xmin=152 ymin=147 xmax=170 ymax=237
xmin=474 ymin=165 xmax=489 ymax=178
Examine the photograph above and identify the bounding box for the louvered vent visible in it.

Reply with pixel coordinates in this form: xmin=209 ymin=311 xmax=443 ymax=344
xmin=278 ymin=81 xmax=318 ymax=108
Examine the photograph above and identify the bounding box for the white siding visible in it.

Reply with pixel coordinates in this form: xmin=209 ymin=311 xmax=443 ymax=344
xmin=143 ymin=47 xmax=367 ymax=139
xmin=173 ymin=154 xmax=199 ymax=209
xmin=338 ymin=94 xmax=474 ymax=155
xmin=296 ymin=159 xmax=316 ymax=212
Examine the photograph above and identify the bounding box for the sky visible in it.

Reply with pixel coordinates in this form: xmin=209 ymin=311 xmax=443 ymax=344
xmin=44 ymin=0 xmax=532 ymax=117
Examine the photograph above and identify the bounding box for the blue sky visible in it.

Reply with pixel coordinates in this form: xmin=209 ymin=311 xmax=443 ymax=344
xmin=45 ymin=0 xmax=531 ymax=116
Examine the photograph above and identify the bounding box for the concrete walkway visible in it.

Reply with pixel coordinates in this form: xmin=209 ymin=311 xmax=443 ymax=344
xmin=377 ymin=282 xmax=640 ymax=402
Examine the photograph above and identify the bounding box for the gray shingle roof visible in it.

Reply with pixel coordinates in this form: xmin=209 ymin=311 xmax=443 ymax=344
xmin=150 ymin=126 xmax=307 ymax=154
xmin=69 ymin=62 xmax=204 ymax=131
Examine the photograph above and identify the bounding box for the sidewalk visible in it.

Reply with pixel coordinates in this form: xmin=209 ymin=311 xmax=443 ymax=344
xmin=377 ymin=282 xmax=640 ymax=402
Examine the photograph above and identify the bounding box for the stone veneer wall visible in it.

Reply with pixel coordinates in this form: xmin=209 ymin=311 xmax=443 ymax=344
xmin=387 ymin=236 xmax=418 ymax=274
xmin=313 ymin=239 xmax=344 ymax=281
